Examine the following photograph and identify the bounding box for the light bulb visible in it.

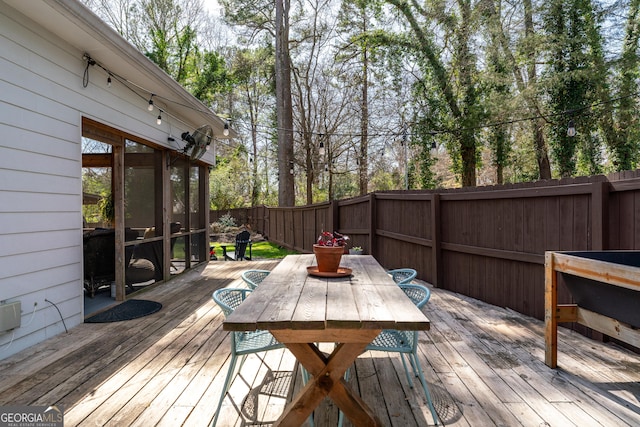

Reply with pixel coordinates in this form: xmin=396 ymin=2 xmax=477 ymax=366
xmin=107 ymin=76 xmax=112 ymax=87
xmin=156 ymin=113 xmax=162 ymax=125
xmin=567 ymin=120 xmax=576 ymax=137
xmin=223 ymin=121 xmax=229 ymax=136
xmin=148 ymin=98 xmax=154 ymax=111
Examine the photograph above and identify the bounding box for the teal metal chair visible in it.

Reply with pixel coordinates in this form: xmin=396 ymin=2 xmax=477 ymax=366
xmin=338 ymin=283 xmax=439 ymax=426
xmin=241 ymin=269 xmax=270 ymax=290
xmin=211 ymin=288 xmax=285 ymax=426
xmin=387 ymin=268 xmax=417 ymax=285
xmin=366 ymin=283 xmax=439 ymax=425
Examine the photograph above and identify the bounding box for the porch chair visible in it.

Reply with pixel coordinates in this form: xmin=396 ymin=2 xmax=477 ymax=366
xmin=387 ymin=268 xmax=417 ymax=284
xmin=241 ymin=270 xmax=270 ymax=290
xmin=211 ymin=288 xmax=285 ymax=426
xmin=221 ymin=230 xmax=253 ymax=261
xmin=337 ymin=283 xmax=439 ymax=426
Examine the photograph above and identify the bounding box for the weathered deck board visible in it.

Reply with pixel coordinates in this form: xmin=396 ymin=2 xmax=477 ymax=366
xmin=0 ymin=259 xmax=639 ymax=426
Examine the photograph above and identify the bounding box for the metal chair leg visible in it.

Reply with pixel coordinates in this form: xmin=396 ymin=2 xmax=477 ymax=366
xmin=411 ymin=353 xmax=439 ymax=426
xmin=399 ymin=353 xmax=415 ymax=387
xmin=211 ymin=353 xmax=244 ymax=426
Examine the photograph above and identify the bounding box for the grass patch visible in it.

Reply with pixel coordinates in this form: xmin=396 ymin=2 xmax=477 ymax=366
xmin=211 ymin=240 xmax=298 ymax=259
xmin=251 ymin=241 xmax=299 ymax=259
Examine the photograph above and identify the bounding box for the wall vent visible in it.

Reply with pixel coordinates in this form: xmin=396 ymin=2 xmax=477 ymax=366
xmin=0 ymin=301 xmax=21 ymax=333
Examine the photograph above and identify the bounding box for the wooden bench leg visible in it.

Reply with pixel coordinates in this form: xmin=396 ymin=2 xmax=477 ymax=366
xmin=545 ymin=251 xmax=558 ymax=368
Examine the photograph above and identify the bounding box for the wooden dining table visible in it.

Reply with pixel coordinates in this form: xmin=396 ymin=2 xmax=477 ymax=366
xmin=222 ymin=254 xmax=431 ymax=426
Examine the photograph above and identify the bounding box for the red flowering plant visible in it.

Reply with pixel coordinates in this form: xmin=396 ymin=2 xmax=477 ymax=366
xmin=316 ymin=231 xmax=349 ymax=247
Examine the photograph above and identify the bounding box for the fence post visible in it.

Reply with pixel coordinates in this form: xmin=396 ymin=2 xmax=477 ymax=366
xmin=369 ymin=193 xmax=377 ymax=258
xmin=262 ymin=206 xmax=269 ymax=239
xmin=431 ymin=193 xmax=442 ymax=287
xmin=330 ymin=200 xmax=340 ymax=234
xmin=591 ymin=181 xmax=609 ymax=250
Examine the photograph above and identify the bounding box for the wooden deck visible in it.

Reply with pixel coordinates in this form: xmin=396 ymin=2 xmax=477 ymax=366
xmin=1 ymin=260 xmax=639 ymax=426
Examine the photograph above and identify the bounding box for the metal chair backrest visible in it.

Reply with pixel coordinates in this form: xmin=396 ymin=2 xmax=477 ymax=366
xmin=387 ymin=268 xmax=417 ymax=284
xmin=241 ymin=270 xmax=270 ymax=290
xmin=399 ymin=283 xmax=431 ymax=308
xmin=213 ymin=288 xmax=251 ymax=317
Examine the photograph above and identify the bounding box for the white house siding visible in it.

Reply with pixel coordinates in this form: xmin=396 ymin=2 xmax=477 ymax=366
xmin=0 ymin=2 xmax=196 ymax=359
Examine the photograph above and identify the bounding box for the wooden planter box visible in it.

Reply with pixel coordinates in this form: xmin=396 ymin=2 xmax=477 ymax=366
xmin=545 ymin=251 xmax=640 ymax=368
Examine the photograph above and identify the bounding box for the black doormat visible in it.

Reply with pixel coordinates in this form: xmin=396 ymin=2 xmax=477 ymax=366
xmin=85 ymin=299 xmax=162 ymax=323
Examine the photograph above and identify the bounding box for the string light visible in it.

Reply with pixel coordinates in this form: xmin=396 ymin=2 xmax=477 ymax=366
xmin=319 ymin=141 xmax=325 ymax=155
xmin=156 ymin=110 xmax=162 ymax=125
xmin=81 ymin=53 xmax=232 ymax=140
xmin=82 ymin=53 xmax=637 ymax=150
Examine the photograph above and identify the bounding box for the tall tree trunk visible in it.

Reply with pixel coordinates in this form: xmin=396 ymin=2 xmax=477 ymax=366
xmin=533 ymin=120 xmax=551 ymax=179
xmin=250 ymin=119 xmax=259 ymax=207
xmin=458 ymin=1 xmax=477 ymax=187
xmin=276 ymin=0 xmax=295 ymax=206
xmin=490 ymin=0 xmax=552 ymax=180
xmin=524 ymin=0 xmax=551 ymax=180
xmin=359 ymin=14 xmax=369 ymax=196
xmin=306 ymin=133 xmax=314 ymax=205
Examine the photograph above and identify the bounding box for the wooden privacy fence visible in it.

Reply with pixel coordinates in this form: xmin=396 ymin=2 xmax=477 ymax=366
xmin=211 ymin=170 xmax=640 ymax=323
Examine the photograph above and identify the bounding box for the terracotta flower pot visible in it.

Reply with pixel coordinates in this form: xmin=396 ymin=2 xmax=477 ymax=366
xmin=313 ymin=244 xmax=344 ymax=272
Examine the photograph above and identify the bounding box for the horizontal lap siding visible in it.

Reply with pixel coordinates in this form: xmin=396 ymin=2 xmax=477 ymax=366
xmin=1 ymin=1 xmax=207 ymax=359
xmin=1 ymin=5 xmax=86 ymax=357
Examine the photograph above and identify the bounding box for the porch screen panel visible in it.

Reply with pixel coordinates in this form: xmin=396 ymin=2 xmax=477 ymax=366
xmin=124 ymin=140 xmax=164 ymax=281
xmin=124 ymin=140 xmax=157 ymax=239
xmin=171 ymin=159 xmax=188 ymax=266
xmin=190 ymin=165 xmax=205 ymax=263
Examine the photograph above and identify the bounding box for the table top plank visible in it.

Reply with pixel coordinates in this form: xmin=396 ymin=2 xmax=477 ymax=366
xmin=325 ymin=279 xmax=361 ymax=328
xmin=374 ymin=284 xmax=432 ymax=330
xmin=291 ymin=273 xmax=328 ymax=329
xmin=342 ymin=255 xmax=430 ymax=328
xmin=226 ymin=255 xmax=305 ymax=330
xmin=256 ymin=255 xmax=310 ymax=328
xmin=223 ymin=254 xmax=430 ymax=332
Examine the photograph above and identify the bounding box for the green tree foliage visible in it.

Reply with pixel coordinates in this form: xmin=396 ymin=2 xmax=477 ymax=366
xmin=599 ymin=0 xmax=640 ymax=171
xmin=384 ymin=0 xmax=485 ymax=187
xmin=542 ymin=0 xmax=601 ymax=177
xmin=335 ymin=0 xmax=383 ymax=195
xmin=481 ymin=0 xmax=512 ymax=184
xmin=83 ymin=0 xmax=230 ymax=105
xmin=209 ymin=146 xmax=252 ymax=210
xmin=229 ymin=46 xmax=276 ymax=206
xmin=85 ymin=0 xmax=640 ymax=206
